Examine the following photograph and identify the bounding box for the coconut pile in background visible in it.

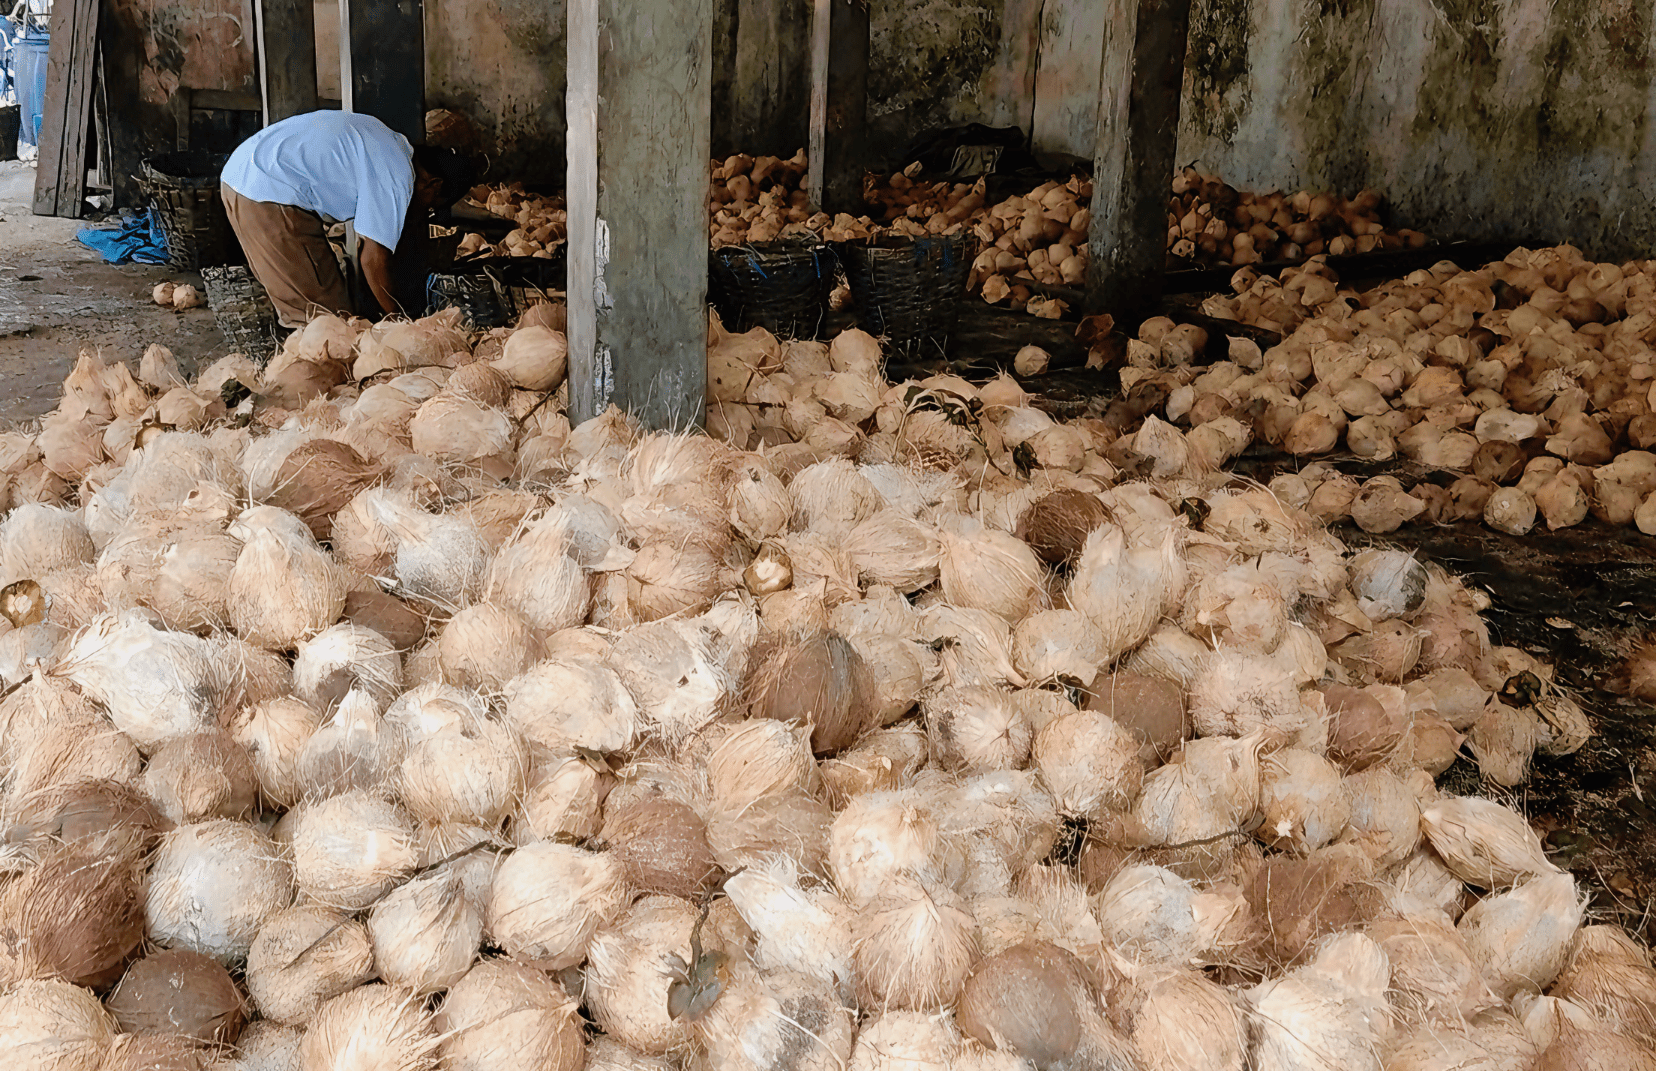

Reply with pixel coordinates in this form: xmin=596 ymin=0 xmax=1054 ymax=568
xmin=0 ymin=302 xmax=1638 ymax=1071
xmin=1123 ymin=244 xmax=1656 ymax=539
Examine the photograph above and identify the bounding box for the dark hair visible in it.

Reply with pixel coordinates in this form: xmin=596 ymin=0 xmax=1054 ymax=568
xmin=412 ymin=145 xmax=480 ymax=207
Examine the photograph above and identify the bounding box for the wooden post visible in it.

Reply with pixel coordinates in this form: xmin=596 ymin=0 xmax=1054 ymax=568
xmin=731 ymin=0 xmax=810 ymax=156
xmin=806 ymin=0 xmax=868 ymax=215
xmin=31 ymin=0 xmax=101 ymax=218
xmin=338 ymin=0 xmax=424 ymax=143
xmin=1086 ymin=0 xmax=1192 ymax=325
xmin=566 ymin=0 xmax=713 ymax=430
xmin=256 ymin=0 xmax=319 ymax=126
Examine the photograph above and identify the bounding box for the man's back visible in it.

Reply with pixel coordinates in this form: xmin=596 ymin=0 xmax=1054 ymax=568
xmin=222 ymin=111 xmax=415 ymax=251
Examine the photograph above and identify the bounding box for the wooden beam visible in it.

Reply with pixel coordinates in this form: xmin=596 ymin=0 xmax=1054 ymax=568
xmin=32 ymin=0 xmax=101 ymax=217
xmin=806 ymin=0 xmax=868 ymax=215
xmin=256 ymin=0 xmax=319 ymax=127
xmin=1085 ymin=0 xmax=1192 ymax=326
xmin=731 ymin=0 xmax=809 ymax=156
xmin=565 ymin=0 xmax=714 ymax=430
xmin=338 ymin=0 xmax=424 ymax=143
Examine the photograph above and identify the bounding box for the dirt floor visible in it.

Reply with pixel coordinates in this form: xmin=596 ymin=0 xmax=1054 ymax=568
xmin=0 ymin=161 xmax=229 ymax=427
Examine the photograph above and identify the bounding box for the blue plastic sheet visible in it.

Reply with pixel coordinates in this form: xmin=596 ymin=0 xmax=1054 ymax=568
xmin=77 ymin=208 xmax=171 ymax=266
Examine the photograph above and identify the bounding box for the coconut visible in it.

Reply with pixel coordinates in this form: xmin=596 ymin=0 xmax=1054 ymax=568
xmin=845 ymin=510 xmax=942 ymax=593
xmin=1552 ymin=926 xmax=1656 ymax=1045
xmin=367 ymin=492 xmax=492 ymax=612
xmin=608 ymin=620 xmax=731 ymax=742
xmin=746 ymin=630 xmax=879 ymax=755
xmin=722 ymin=857 xmax=855 ymax=996
xmin=848 ymin=1011 xmax=959 ymax=1071
xmin=293 ymin=624 xmax=405 ymax=712
xmin=1030 ymin=708 xmax=1144 ymax=823
xmin=691 ymin=960 xmax=856 ymax=1071
xmin=264 ymin=440 xmax=381 ymax=543
xmin=1084 ymin=671 xmax=1189 ymax=763
xmin=290 ymin=792 xmax=418 ymax=910
xmin=600 ymin=795 xmax=723 ymax=899
xmin=487 ymin=841 xmax=629 ymax=969
xmin=1257 ymin=748 xmax=1351 ymax=854
xmin=1420 ymin=796 xmax=1556 ymax=890
xmin=227 ymin=517 xmax=348 ymax=650
xmin=0 ymin=836 xmax=147 ymax=989
xmin=1321 ymin=683 xmax=1405 ymax=770
xmin=513 ymin=749 xmax=612 ymax=843
xmin=853 ymin=876 xmax=980 ymax=1011
xmin=819 ymin=724 xmax=929 ymax=807
xmin=295 ymin=688 xmax=400 ymax=798
xmin=245 ymin=903 xmax=375 ymax=1024
xmin=626 ymin=541 xmax=724 ymax=621
xmin=1094 ymin=863 xmax=1202 ymax=964
xmin=1247 ymin=933 xmax=1392 ymax=1071
xmin=141 ymin=729 xmax=259 ymax=824
xmin=1367 ymin=909 xmax=1490 ymax=1025
xmin=727 ymin=460 xmax=792 ymax=546
xmin=937 ymin=514 xmax=1044 ymax=624
xmin=1341 ymin=766 xmax=1421 ymax=869
xmin=585 ymin=895 xmax=720 ymax=1055
xmin=0 ymin=502 xmax=94 ymax=580
xmin=1467 ymin=700 xmax=1542 ymax=786
xmin=705 ymin=719 xmax=817 ymax=815
xmin=6 ymin=778 xmax=166 ymax=854
xmin=435 ymin=958 xmax=585 ymax=1071
xmin=925 ymin=685 xmax=1032 ymax=773
xmin=298 ymin=984 xmax=439 ymax=1071
xmin=1068 ymin=523 xmax=1183 ymax=663
xmin=1127 ymin=969 xmax=1248 ymax=1071
xmin=341 ymin=587 xmax=427 ymax=652
xmin=106 ymin=947 xmax=244 ymax=1044
xmin=399 ymin=709 xmax=528 ymax=828
xmin=100 ymin=1034 xmax=213 ymax=1071
xmin=147 ymin=820 xmax=294 ymax=963
xmin=60 ymin=610 xmax=218 ymax=754
xmin=1459 ymin=871 xmax=1585 ymax=1000
xmin=1011 ymin=610 xmax=1108 ymax=687
xmin=366 ymin=867 xmax=482 ymax=995
xmin=1187 ymin=650 xmax=1305 ymax=739
xmin=1014 ymin=489 xmax=1110 ymax=565
xmin=953 ymin=941 xmax=1098 ymax=1068
xmin=484 ymin=519 xmax=591 ymax=633
xmin=0 ymin=978 xmax=116 ymax=1071
xmin=503 ymin=658 xmax=639 ymax=756
xmin=433 ymin=602 xmax=538 ymax=694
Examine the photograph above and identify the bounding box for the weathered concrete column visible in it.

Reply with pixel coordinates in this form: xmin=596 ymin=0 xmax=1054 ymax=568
xmin=566 ymin=0 xmax=714 ymax=429
xmin=807 ymin=0 xmax=869 ymax=215
xmin=256 ymin=0 xmax=319 ymax=126
xmin=1086 ymin=0 xmax=1192 ymax=325
xmin=338 ymin=0 xmax=425 ymax=143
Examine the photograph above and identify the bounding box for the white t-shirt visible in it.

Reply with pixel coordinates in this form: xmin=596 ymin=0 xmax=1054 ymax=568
xmin=222 ymin=111 xmax=415 ymax=252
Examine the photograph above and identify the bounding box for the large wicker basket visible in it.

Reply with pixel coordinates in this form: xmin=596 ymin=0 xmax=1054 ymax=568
xmin=139 ymin=151 xmax=237 ymax=272
xmin=708 ymin=242 xmax=838 ymax=340
xmin=834 ymin=233 xmax=972 ymax=353
xmin=200 ymin=265 xmax=280 ymax=364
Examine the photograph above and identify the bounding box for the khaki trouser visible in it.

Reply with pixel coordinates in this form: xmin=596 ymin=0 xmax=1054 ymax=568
xmin=221 ymin=184 xmax=353 ymax=329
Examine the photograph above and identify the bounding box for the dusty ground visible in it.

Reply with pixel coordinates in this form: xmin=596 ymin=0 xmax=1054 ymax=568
xmin=0 ymin=161 xmax=228 ymax=427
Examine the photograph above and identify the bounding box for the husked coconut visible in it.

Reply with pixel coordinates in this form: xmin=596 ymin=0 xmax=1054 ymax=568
xmin=746 ymin=629 xmax=879 ymax=755
xmin=435 ymin=958 xmax=585 ymax=1071
xmin=245 ymin=903 xmax=375 ymax=1024
xmin=298 ymin=984 xmax=440 ymax=1071
xmin=488 ymin=841 xmax=629 ymax=969
xmin=106 ymin=947 xmax=245 ymax=1044
xmin=147 ymin=820 xmax=294 ymax=963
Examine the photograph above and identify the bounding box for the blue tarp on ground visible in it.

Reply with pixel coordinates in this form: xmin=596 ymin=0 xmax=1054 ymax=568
xmin=77 ymin=208 xmax=170 ymax=266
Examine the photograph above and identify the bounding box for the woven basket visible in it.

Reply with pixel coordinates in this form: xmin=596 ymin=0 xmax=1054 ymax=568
xmin=426 ymin=269 xmax=511 ymax=329
xmin=200 ymin=265 xmax=280 ymax=364
xmin=835 ymin=233 xmax=972 ymax=352
xmin=139 ymin=151 xmax=237 ymax=272
xmin=708 ymin=242 xmax=838 ymax=340
xmin=491 ymin=250 xmax=566 ymax=318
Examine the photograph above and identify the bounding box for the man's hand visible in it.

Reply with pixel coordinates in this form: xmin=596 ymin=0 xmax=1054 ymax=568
xmin=359 ymin=238 xmax=400 ymax=317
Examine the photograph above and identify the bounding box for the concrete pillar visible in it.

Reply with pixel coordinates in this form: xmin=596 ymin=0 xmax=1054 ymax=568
xmin=566 ymin=0 xmax=714 ymax=429
xmin=1086 ymin=0 xmax=1192 ymax=326
xmin=338 ymin=0 xmax=424 ymax=144
xmin=807 ymin=0 xmax=868 ymax=216
xmin=256 ymin=0 xmax=319 ymax=126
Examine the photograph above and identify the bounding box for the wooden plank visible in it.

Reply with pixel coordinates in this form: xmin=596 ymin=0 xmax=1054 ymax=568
xmin=1085 ymin=0 xmax=1192 ymax=326
xmin=194 ymin=89 xmax=267 ymax=113
xmin=32 ymin=0 xmax=101 ymax=217
xmin=566 ymin=0 xmax=713 ymax=429
xmin=338 ymin=0 xmax=424 ymax=143
xmin=256 ymin=0 xmax=319 ymax=125
xmin=731 ymin=0 xmax=810 ymax=155
xmin=806 ymin=0 xmax=868 ymax=215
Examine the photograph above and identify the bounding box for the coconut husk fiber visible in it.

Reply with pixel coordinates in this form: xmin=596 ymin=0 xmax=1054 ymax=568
xmin=746 ymin=630 xmax=879 ymax=756
xmin=267 ymin=440 xmax=384 ymax=542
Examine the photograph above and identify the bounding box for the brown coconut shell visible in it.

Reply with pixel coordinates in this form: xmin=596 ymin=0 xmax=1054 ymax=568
xmin=0 ymin=835 xmax=147 ymax=989
xmin=957 ymin=941 xmax=1095 ymax=1067
xmin=341 ymin=586 xmax=428 ymax=651
xmin=1015 ymin=490 xmax=1110 ymax=564
xmin=1243 ymin=844 xmax=1382 ymax=966
xmin=107 ymin=947 xmax=245 ymax=1045
xmin=267 ymin=439 xmax=383 ymax=542
xmin=1083 ymin=672 xmax=1188 ymax=762
xmin=745 ymin=630 xmax=879 ymax=755
xmin=8 ymin=778 xmax=169 ymax=852
xmin=1322 ymin=683 xmax=1406 ymax=771
xmin=600 ymin=797 xmax=724 ymax=900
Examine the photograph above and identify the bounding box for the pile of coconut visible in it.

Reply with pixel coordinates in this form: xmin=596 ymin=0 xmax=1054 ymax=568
xmin=0 ymin=308 xmax=1641 ymax=1071
xmin=1120 ymin=244 xmax=1656 ymax=537
xmin=456 ymin=184 xmax=567 ymax=260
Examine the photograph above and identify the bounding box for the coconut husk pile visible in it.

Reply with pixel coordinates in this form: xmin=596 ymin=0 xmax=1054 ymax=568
xmin=1127 ymin=244 xmax=1656 ymax=538
xmin=0 ymin=307 xmax=1635 ymax=1071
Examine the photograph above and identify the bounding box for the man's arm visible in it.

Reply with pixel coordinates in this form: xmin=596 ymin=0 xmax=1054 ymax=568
xmin=359 ymin=238 xmax=400 ymax=317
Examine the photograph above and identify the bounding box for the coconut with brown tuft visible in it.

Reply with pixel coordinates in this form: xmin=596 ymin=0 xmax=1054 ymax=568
xmin=106 ymin=947 xmax=245 ymax=1045
xmin=435 ymin=957 xmax=586 ymax=1071
xmin=853 ymin=876 xmax=980 ymax=1011
xmin=264 ymin=439 xmax=381 ymax=542
xmin=1256 ymin=747 xmax=1351 ymax=855
xmin=6 ymin=778 xmax=168 ymax=854
xmin=956 ymin=941 xmax=1099 ymax=1068
xmin=600 ymin=796 xmax=724 ymax=900
xmin=298 ymin=983 xmax=439 ymax=1071
xmin=746 ymin=629 xmax=879 ymax=755
xmin=0 ymin=834 xmax=147 ymax=989
xmin=1015 ymin=489 xmax=1111 ymax=564
xmin=1084 ymin=671 xmax=1189 ymax=763
xmin=367 ymin=867 xmax=483 ymax=995
xmin=436 ymin=601 xmax=539 ymax=693
xmin=290 ymin=791 xmax=419 ymax=911
xmin=245 ymin=903 xmax=375 ymax=1025
xmin=146 ymin=819 xmax=294 ymax=964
